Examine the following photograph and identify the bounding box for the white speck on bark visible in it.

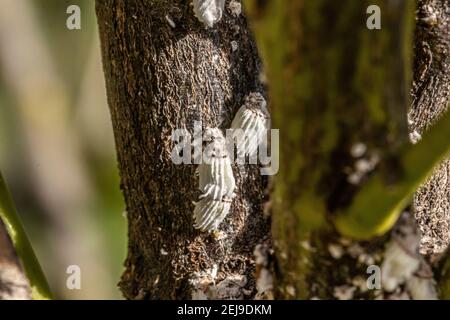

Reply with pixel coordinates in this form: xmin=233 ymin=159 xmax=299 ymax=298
xmin=211 ymin=264 xmax=218 ymax=280
xmin=190 ymin=270 xmax=248 ymax=300
xmin=228 ymin=1 xmax=242 ymax=17
xmin=409 ymin=130 xmax=422 ymax=144
xmin=357 ymin=253 xmax=375 ymax=266
xmin=355 ymin=159 xmax=373 ymax=173
xmin=300 ymin=240 xmax=315 ymax=252
xmin=352 ymin=276 xmax=369 ymax=293
xmin=381 ymin=239 xmax=420 ymax=292
xmin=231 ymin=40 xmax=238 ymax=52
xmin=192 ymin=0 xmax=226 ymax=28
xmin=347 ymin=172 xmax=362 ymax=185
xmin=328 ymin=243 xmax=344 ymax=259
xmin=212 ymin=229 xmax=227 ymax=240
xmin=333 ymin=285 xmax=356 ymax=300
xmin=286 ymin=285 xmax=296 ymax=297
xmin=350 ymin=143 xmax=367 ymax=158
xmin=347 ymin=243 xmax=364 ymax=258
xmin=406 ymin=276 xmax=437 ymax=300
xmin=165 ymin=15 xmax=176 ymax=28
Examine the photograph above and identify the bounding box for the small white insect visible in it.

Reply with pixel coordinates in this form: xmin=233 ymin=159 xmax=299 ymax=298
xmin=409 ymin=130 xmax=422 ymax=144
xmin=231 ymin=92 xmax=271 ymax=159
xmin=194 ymin=128 xmax=235 ymax=232
xmin=192 ymin=0 xmax=226 ymax=28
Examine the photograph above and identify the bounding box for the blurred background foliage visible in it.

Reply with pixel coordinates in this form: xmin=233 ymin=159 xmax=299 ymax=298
xmin=0 ymin=0 xmax=126 ymax=299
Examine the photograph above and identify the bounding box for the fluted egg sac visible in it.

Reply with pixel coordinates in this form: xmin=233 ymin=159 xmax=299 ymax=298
xmin=193 ymin=127 xmax=235 ymax=232
xmin=193 ymin=197 xmax=231 ymax=232
xmin=198 ymin=132 xmax=235 ymax=200
xmin=232 ymin=106 xmax=270 ymax=158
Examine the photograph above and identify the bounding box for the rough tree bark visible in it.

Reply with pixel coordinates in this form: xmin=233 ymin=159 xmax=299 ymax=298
xmin=409 ymin=0 xmax=450 ymax=255
xmin=96 ymin=0 xmax=271 ymax=299
xmin=0 ymin=218 xmax=31 ymax=300
xmin=97 ymin=0 xmax=450 ymax=300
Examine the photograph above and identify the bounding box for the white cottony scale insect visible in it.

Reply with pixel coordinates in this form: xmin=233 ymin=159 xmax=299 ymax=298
xmin=192 ymin=0 xmax=226 ymax=28
xmin=231 ymin=92 xmax=270 ymax=158
xmin=194 ymin=128 xmax=235 ymax=232
xmin=194 ymin=197 xmax=232 ymax=231
xmin=198 ymin=128 xmax=236 ymax=200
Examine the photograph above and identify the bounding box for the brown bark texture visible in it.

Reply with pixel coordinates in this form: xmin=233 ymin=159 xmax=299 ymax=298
xmin=96 ymin=0 xmax=271 ymax=299
xmin=96 ymin=0 xmax=450 ymax=300
xmin=409 ymin=0 xmax=450 ymax=255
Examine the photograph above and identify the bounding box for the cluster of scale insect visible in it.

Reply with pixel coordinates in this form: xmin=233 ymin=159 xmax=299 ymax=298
xmin=190 ymin=0 xmax=267 ymax=231
xmin=193 ymin=93 xmax=270 ymax=233
xmin=193 ymin=128 xmax=236 ymax=232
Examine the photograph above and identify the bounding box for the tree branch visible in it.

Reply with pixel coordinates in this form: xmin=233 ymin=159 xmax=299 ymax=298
xmin=336 ymin=107 xmax=450 ymax=239
xmin=0 ymin=217 xmax=31 ymax=300
xmin=0 ymin=171 xmax=53 ymax=299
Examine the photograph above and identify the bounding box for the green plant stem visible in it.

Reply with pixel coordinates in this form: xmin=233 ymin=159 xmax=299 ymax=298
xmin=0 ymin=170 xmax=53 ymax=300
xmin=336 ymin=108 xmax=450 ymax=239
